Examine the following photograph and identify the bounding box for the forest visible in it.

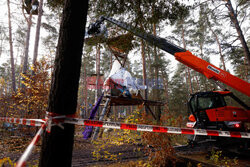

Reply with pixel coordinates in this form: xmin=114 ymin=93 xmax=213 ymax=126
xmin=0 ymin=0 xmax=249 ymax=166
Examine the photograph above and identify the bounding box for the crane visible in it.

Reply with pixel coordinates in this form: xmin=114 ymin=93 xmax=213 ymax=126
xmin=87 ymin=16 xmax=250 ymax=134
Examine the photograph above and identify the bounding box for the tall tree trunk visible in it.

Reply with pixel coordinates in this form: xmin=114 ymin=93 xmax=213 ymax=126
xmin=214 ymin=31 xmax=227 ymax=71
xmin=136 ymin=2 xmax=148 ymax=102
xmin=146 ymin=43 xmax=153 ymax=74
xmin=152 ymin=22 xmax=161 ymax=122
xmin=194 ymin=73 xmax=200 ymax=91
xmin=181 ymin=23 xmax=193 ymax=94
xmin=22 ymin=2 xmax=34 ymax=89
xmin=32 ymin=0 xmax=44 ymax=67
xmin=138 ymin=20 xmax=148 ymax=101
xmin=243 ymin=58 xmax=248 ymax=80
xmin=140 ymin=38 xmax=148 ymax=100
xmin=39 ymin=1 xmax=89 ymax=166
xmin=140 ymin=37 xmax=149 ymax=114
xmin=206 ymin=15 xmax=227 ymax=71
xmin=225 ymin=0 xmax=250 ymax=66
xmin=83 ymin=58 xmax=88 ymax=118
xmin=186 ymin=68 xmax=193 ymax=94
xmin=7 ymin=0 xmax=16 ymax=93
xmin=153 ymin=25 xmax=158 ymax=92
xmin=199 ymin=43 xmax=208 ymax=91
xmin=160 ymin=69 xmax=169 ymax=107
xmin=200 ymin=43 xmax=204 ymax=59
xmin=95 ymin=44 xmax=101 ymax=118
xmin=207 ymin=22 xmax=231 ymax=89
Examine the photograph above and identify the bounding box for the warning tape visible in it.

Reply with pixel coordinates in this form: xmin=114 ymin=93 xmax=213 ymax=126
xmin=1 ymin=117 xmax=250 ymax=139
xmin=0 ymin=115 xmax=65 ymax=167
xmin=64 ymin=118 xmax=250 ymax=139
xmin=0 ymin=117 xmax=45 ymax=127
xmin=0 ymin=116 xmax=250 ymax=166
xmin=16 ymin=121 xmax=48 ymax=167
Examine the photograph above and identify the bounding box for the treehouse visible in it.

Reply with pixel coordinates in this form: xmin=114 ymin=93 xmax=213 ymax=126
xmin=102 ymin=60 xmax=164 ymax=119
xmin=88 ymin=59 xmax=164 ymax=140
xmin=83 ymin=32 xmax=164 ymax=140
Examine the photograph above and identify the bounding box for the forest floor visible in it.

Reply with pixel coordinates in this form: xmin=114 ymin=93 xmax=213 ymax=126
xmin=0 ymin=130 xmax=147 ymax=166
xmin=0 ymin=129 xmax=250 ymax=167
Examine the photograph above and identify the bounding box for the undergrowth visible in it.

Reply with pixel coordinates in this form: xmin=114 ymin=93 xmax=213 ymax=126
xmin=91 ymin=109 xmax=142 ymax=161
xmin=209 ymin=149 xmax=238 ymax=167
xmin=91 ymin=106 xmax=186 ymax=167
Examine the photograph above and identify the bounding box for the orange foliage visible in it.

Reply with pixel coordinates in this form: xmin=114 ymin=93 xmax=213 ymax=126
xmin=1 ymin=59 xmax=51 ymax=119
xmin=139 ymin=108 xmax=183 ymax=167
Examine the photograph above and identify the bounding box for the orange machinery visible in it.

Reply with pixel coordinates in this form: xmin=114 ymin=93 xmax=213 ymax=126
xmin=87 ymin=16 xmax=250 ymax=132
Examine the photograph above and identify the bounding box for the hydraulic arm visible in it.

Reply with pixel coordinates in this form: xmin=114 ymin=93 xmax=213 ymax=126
xmin=88 ymin=16 xmax=250 ymax=97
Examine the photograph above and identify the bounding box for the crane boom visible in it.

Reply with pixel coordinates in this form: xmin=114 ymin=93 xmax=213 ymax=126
xmin=87 ymin=16 xmax=250 ymax=97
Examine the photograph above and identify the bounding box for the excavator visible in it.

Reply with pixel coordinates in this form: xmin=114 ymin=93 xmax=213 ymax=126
xmin=87 ymin=16 xmax=250 ymax=148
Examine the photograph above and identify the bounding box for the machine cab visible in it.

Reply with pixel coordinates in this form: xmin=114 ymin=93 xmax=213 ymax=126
xmin=187 ymin=91 xmax=250 ymax=130
xmin=190 ymin=92 xmax=225 ymax=112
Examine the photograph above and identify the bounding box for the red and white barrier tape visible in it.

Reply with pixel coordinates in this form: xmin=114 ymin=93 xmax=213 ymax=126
xmin=65 ymin=118 xmax=250 ymax=139
xmin=1 ymin=116 xmax=250 ymax=139
xmin=0 ymin=114 xmax=66 ymax=167
xmin=16 ymin=121 xmax=48 ymax=167
xmin=1 ymin=116 xmax=250 ymax=166
xmin=0 ymin=117 xmax=45 ymax=127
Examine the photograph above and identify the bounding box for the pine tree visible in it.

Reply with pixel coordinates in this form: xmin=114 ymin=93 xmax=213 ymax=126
xmin=39 ymin=1 xmax=89 ymax=166
xmin=225 ymin=0 xmax=250 ymax=66
xmin=21 ymin=0 xmax=36 ymax=89
xmin=7 ymin=0 xmax=16 ymax=93
xmin=32 ymin=0 xmax=44 ymax=68
xmin=168 ymin=63 xmax=189 ymax=116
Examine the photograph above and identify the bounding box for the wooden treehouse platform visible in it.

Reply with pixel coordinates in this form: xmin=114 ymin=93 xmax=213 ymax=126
xmin=104 ymin=95 xmax=164 ymax=106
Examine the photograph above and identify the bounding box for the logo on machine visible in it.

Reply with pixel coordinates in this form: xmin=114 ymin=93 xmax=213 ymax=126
xmin=207 ymin=65 xmax=220 ymax=74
